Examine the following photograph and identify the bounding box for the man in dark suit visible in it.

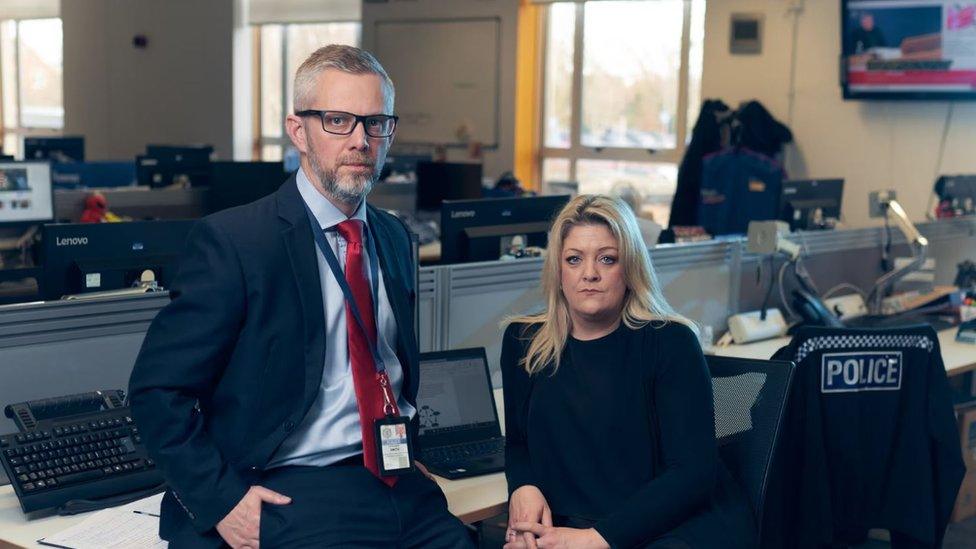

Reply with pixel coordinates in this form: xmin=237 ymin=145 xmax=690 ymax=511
xmin=128 ymin=45 xmax=472 ymax=548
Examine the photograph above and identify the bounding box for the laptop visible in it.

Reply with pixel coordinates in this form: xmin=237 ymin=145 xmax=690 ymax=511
xmin=416 ymin=347 xmax=505 ymax=479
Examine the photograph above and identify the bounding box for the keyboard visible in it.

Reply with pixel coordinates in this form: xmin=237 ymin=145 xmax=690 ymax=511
xmin=1 ymin=407 xmax=163 ymax=514
xmin=421 ymin=437 xmax=505 ymax=465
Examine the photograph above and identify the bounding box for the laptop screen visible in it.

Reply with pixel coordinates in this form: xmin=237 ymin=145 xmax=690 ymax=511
xmin=417 ymin=348 xmax=501 ymax=446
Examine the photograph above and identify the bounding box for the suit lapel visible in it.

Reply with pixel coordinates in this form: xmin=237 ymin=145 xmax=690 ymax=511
xmin=276 ymin=182 xmax=415 ymax=409
xmin=367 ymin=207 xmax=419 ymax=367
xmin=276 ymin=178 xmax=326 ymax=407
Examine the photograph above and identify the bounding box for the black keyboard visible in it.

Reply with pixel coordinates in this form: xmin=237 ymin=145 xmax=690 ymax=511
xmin=421 ymin=438 xmax=504 ymax=465
xmin=1 ymin=408 xmax=163 ymax=514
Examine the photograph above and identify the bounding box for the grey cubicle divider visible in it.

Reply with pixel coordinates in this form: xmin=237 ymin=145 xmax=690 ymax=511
xmin=54 ymin=187 xmax=207 ymax=222
xmin=920 ymin=217 xmax=976 ymax=285
xmin=434 ymin=240 xmax=740 ymax=387
xmin=0 ymin=217 xmax=971 ymax=437
xmin=737 ymin=218 xmax=976 ymax=315
xmin=417 ymin=267 xmax=438 ymax=352
xmin=442 ymin=258 xmax=546 ymax=388
xmin=650 ymin=240 xmax=738 ymax=341
xmin=0 ymin=293 xmax=170 ymax=435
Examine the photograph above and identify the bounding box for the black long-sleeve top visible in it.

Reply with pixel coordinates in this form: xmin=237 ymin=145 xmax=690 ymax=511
xmin=501 ymin=321 xmax=755 ymax=548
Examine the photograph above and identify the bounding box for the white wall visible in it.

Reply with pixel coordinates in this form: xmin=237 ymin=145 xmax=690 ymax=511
xmin=61 ymin=0 xmax=240 ymax=161
xmin=361 ymin=0 xmax=519 ymax=180
xmin=701 ymin=0 xmax=976 ymax=227
xmin=0 ymin=0 xmax=58 ymax=19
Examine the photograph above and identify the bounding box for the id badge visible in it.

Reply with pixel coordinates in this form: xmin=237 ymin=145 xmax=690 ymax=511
xmin=374 ymin=416 xmax=415 ymax=476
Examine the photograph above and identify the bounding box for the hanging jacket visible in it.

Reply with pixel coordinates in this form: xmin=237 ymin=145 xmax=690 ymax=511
xmin=735 ymin=100 xmax=794 ymax=159
xmin=669 ymin=99 xmax=730 ymax=228
xmin=670 ymin=99 xmax=792 ymax=229
xmin=764 ymin=326 xmax=965 ymax=549
xmin=697 ymin=148 xmax=786 ymax=236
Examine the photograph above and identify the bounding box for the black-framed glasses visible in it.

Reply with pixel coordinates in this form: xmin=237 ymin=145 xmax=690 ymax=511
xmin=295 ymin=110 xmax=398 ymax=138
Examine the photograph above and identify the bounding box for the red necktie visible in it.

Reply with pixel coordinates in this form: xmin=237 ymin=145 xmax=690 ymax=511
xmin=335 ymin=219 xmax=398 ymax=486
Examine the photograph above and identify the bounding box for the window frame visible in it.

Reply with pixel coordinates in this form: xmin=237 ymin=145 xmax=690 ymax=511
xmin=252 ymin=20 xmax=362 ymax=160
xmin=538 ymin=0 xmax=698 ymax=186
xmin=0 ymin=17 xmax=65 ymax=157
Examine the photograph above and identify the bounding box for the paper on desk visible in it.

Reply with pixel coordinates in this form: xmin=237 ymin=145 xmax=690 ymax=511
xmin=38 ymin=493 xmax=166 ymax=549
xmin=119 ymin=492 xmax=164 ymax=517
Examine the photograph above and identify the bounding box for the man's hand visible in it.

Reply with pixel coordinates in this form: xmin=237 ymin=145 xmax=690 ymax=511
xmin=215 ymin=485 xmax=291 ymax=549
xmin=505 ymin=523 xmax=610 ymax=549
xmin=415 ymin=460 xmax=435 ymax=481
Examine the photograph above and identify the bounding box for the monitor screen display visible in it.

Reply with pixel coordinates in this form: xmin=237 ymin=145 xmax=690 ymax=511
xmin=842 ymin=1 xmax=976 ymax=100
xmin=0 ymin=161 xmax=54 ymax=226
xmin=417 ymin=353 xmax=497 ymax=437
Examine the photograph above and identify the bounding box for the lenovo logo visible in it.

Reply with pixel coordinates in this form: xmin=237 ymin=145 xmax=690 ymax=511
xmin=55 ymin=236 xmax=89 ymax=247
xmin=451 ymin=210 xmax=475 ymax=219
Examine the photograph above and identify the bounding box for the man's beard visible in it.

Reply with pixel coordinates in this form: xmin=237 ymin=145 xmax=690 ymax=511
xmin=308 ymin=149 xmax=382 ymax=207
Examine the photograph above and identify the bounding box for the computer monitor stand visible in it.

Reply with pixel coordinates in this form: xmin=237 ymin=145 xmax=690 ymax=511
xmin=61 ymin=270 xmax=164 ymax=301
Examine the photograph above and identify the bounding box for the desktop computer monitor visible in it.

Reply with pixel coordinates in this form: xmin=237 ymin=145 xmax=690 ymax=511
xmin=0 ymin=161 xmax=54 ymax=228
xmin=139 ymin=145 xmax=214 ymax=188
xmin=440 ymin=195 xmax=571 ymax=264
xmin=779 ymin=178 xmax=844 ymax=231
xmin=382 ymin=153 xmax=432 ymax=181
xmin=39 ymin=220 xmax=195 ymax=300
xmin=24 ymin=136 xmax=85 ymax=163
xmin=51 ymin=161 xmax=136 ymax=189
xmin=416 ymin=161 xmax=483 ymax=211
xmin=208 ymin=161 xmax=288 ymax=213
xmin=145 ymin=144 xmax=213 ymax=165
xmin=935 ymin=174 xmax=976 ymax=216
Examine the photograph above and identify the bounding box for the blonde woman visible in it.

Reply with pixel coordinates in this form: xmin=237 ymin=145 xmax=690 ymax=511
xmin=501 ymin=195 xmax=755 ymax=549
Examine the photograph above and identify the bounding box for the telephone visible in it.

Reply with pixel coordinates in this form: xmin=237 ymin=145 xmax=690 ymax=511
xmin=790 ymin=289 xmax=845 ymax=331
xmin=0 ymin=389 xmax=164 ymax=515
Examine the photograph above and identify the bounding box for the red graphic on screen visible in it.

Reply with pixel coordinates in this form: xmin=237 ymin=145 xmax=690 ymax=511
xmin=947 ymin=5 xmax=976 ymax=30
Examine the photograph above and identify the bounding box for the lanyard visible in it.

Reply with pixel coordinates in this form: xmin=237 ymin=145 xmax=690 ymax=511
xmin=303 ymin=204 xmax=387 ymax=376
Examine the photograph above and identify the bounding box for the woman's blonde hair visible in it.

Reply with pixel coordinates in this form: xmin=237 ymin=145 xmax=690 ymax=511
xmin=509 ymin=194 xmax=697 ymax=375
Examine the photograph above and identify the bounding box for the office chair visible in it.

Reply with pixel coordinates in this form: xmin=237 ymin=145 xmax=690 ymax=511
xmin=706 ymin=355 xmax=795 ymax=544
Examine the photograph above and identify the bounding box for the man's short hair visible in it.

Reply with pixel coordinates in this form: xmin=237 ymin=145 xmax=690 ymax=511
xmin=293 ymin=44 xmax=395 ymax=112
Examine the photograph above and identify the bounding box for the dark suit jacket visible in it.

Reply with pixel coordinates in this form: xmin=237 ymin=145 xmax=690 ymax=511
xmin=128 ymin=175 xmax=419 ymax=543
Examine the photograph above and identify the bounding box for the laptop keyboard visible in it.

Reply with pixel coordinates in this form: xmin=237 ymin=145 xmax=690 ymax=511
xmin=421 ymin=438 xmax=504 ymax=465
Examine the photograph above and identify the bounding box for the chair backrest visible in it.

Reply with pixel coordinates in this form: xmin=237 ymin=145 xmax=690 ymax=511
xmin=706 ymin=355 xmax=795 ymax=530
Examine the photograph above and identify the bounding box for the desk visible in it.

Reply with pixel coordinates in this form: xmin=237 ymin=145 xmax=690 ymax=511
xmin=0 ymin=389 xmax=512 ymax=548
xmin=419 ymin=241 xmax=441 ymax=263
xmin=0 ymin=474 xmax=510 ymax=549
xmin=712 ymin=328 xmax=976 ymax=376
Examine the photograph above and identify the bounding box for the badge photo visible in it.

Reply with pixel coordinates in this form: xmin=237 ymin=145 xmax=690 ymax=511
xmin=374 ymin=415 xmax=415 ymax=476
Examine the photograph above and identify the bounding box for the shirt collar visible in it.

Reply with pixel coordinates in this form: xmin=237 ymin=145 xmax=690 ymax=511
xmin=296 ymin=166 xmax=368 ymax=230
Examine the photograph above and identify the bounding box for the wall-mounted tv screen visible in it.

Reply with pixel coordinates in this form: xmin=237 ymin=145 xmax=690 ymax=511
xmin=842 ymin=0 xmax=976 ymax=100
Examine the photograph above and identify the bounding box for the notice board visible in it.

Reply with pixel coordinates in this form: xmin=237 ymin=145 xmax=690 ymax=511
xmin=374 ymin=17 xmax=500 ymax=147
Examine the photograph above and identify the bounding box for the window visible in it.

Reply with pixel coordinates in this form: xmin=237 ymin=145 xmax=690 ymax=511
xmin=254 ymin=22 xmax=360 ymax=161
xmin=540 ymin=1 xmax=705 ymax=227
xmin=0 ymin=18 xmax=63 ymax=158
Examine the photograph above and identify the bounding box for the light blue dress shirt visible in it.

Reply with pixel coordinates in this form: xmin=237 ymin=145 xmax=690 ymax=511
xmin=268 ymin=168 xmax=416 ymax=468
